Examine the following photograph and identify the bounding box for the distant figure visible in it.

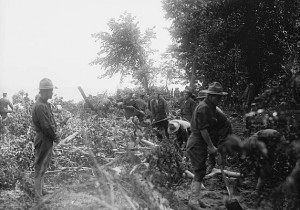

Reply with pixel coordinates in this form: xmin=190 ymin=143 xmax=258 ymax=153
xmin=122 ymin=92 xmax=144 ymax=122
xmin=0 ymin=93 xmax=13 ymax=119
xmin=292 ymin=72 xmax=300 ymax=104
xmin=35 ymin=94 xmax=41 ymax=102
xmin=23 ymin=93 xmax=32 ymax=113
xmin=24 ymin=93 xmax=30 ymax=105
xmin=180 ymin=87 xmax=197 ymax=121
xmin=135 ymin=93 xmax=147 ymax=112
xmin=241 ymin=83 xmax=255 ymax=132
xmin=31 ymin=78 xmax=59 ymax=199
xmin=150 ymin=91 xmax=169 ymax=140
xmin=174 ymin=88 xmax=180 ymax=98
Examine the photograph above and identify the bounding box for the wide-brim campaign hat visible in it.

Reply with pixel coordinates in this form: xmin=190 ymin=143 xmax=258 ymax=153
xmin=167 ymin=121 xmax=180 ymax=134
xmin=201 ymin=82 xmax=228 ymax=96
xmin=183 ymin=86 xmax=192 ymax=94
xmin=38 ymin=78 xmax=58 ymax=89
xmin=196 ymin=91 xmax=207 ymax=99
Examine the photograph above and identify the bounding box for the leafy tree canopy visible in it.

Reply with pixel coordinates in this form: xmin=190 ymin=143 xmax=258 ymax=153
xmin=163 ymin=0 xmax=300 ymax=96
xmin=90 ymin=12 xmax=156 ymax=93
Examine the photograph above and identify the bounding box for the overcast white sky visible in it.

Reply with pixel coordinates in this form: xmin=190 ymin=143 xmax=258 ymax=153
xmin=0 ymin=0 xmax=174 ymax=101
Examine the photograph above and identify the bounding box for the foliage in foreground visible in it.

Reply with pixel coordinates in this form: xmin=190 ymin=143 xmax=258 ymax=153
xmin=0 ymin=104 xmax=186 ymax=209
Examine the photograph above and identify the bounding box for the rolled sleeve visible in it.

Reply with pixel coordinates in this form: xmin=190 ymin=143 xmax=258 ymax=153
xmin=196 ymin=107 xmax=211 ymax=130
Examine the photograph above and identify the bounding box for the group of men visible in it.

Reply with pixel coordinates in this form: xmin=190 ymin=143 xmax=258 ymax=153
xmin=159 ymin=82 xmax=287 ymax=210
xmin=29 ymin=78 xmax=291 ymax=209
xmin=119 ymin=82 xmax=236 ymax=209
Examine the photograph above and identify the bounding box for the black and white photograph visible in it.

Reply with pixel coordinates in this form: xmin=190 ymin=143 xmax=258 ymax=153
xmin=0 ymin=0 xmax=299 ymax=209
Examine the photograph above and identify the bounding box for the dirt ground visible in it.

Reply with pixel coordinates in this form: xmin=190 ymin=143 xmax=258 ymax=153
xmin=0 ymin=114 xmax=264 ymax=210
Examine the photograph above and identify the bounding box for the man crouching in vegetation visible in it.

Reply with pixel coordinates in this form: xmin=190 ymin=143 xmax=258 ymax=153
xmin=31 ymin=78 xmax=59 ymax=199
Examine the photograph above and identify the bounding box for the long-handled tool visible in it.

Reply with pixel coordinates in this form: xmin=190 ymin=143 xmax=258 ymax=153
xmin=220 ymin=158 xmax=244 ymax=210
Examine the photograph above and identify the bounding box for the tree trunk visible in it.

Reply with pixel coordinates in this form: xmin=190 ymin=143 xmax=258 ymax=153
xmin=190 ymin=58 xmax=196 ymax=89
xmin=143 ymin=75 xmax=150 ymax=95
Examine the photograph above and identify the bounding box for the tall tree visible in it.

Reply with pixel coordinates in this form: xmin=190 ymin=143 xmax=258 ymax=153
xmin=90 ymin=12 xmax=156 ymax=93
xmin=162 ymin=0 xmax=209 ymax=89
xmin=163 ymin=0 xmax=300 ymax=95
xmin=160 ymin=50 xmax=188 ymax=91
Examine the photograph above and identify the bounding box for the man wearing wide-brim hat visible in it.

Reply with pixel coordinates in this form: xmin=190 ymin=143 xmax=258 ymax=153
xmin=194 ymin=89 xmax=233 ymax=173
xmin=186 ymin=82 xmax=228 ymax=209
xmin=31 ymin=78 xmax=59 ymax=200
xmin=195 ymin=91 xmax=207 ymax=103
xmin=168 ymin=119 xmax=191 ymax=149
xmin=179 ymin=86 xmax=197 ymax=122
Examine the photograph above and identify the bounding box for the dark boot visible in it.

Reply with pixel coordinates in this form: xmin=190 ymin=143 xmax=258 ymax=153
xmin=188 ymin=181 xmax=206 ymax=209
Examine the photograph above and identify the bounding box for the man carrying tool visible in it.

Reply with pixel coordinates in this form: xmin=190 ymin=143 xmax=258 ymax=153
xmin=150 ymin=91 xmax=169 ymax=140
xmin=32 ymin=78 xmax=59 ymax=200
xmin=195 ymin=90 xmax=233 ymax=174
xmin=187 ymin=82 xmax=228 ymax=209
xmin=0 ymin=93 xmax=13 ymax=119
xmin=180 ymin=87 xmax=197 ymax=122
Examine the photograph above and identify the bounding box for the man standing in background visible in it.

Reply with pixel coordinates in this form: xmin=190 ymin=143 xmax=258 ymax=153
xmin=241 ymin=82 xmax=255 ymax=135
xmin=150 ymin=91 xmax=169 ymax=140
xmin=0 ymin=93 xmax=13 ymax=119
xmin=180 ymin=86 xmax=197 ymax=122
xmin=32 ymin=78 xmax=59 ymax=199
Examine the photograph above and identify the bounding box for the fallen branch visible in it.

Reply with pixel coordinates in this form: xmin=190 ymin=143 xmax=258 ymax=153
xmin=205 ymin=168 xmax=241 ymax=178
xmin=140 ymin=139 xmax=158 ymax=147
xmin=185 ymin=168 xmax=240 ymax=180
xmin=58 ymin=132 xmax=79 ymax=145
xmin=26 ymin=166 xmax=93 ymax=174
xmin=137 ymin=146 xmax=153 ymax=150
xmin=99 ymin=124 xmax=112 ymax=133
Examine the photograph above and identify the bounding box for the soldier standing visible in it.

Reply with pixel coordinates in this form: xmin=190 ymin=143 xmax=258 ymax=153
xmin=0 ymin=93 xmax=13 ymax=119
xmin=180 ymin=87 xmax=197 ymax=122
xmin=150 ymin=91 xmax=169 ymax=140
xmin=31 ymin=78 xmax=59 ymax=199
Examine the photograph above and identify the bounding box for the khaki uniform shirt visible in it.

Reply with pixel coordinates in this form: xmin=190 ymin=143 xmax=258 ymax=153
xmin=32 ymin=98 xmax=57 ymax=146
xmin=180 ymin=97 xmax=197 ymax=121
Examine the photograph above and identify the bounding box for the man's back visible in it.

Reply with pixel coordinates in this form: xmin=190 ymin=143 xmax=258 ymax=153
xmin=0 ymin=97 xmax=13 ymax=112
xmin=150 ymin=97 xmax=168 ymax=117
